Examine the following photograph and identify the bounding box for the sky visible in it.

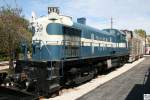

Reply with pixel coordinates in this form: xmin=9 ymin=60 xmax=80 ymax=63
xmin=1 ymin=0 xmax=150 ymax=34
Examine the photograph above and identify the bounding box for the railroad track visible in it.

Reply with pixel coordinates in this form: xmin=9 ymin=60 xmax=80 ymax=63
xmin=0 ymin=86 xmax=38 ymax=100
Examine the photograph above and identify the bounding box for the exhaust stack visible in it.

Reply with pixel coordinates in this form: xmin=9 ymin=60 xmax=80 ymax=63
xmin=77 ymin=17 xmax=86 ymax=25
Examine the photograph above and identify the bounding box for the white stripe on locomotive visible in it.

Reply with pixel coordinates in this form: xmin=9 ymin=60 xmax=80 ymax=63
xmin=40 ymin=35 xmax=126 ymax=48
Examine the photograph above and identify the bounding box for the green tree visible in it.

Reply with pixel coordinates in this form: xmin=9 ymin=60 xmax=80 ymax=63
xmin=0 ymin=7 xmax=31 ymax=69
xmin=134 ymin=29 xmax=146 ymax=38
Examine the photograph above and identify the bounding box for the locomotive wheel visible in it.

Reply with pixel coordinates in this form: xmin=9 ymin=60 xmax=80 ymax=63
xmin=67 ymin=66 xmax=95 ymax=85
xmin=73 ymin=69 xmax=95 ymax=85
xmin=101 ymin=62 xmax=107 ymax=73
xmin=50 ymin=90 xmax=59 ymax=98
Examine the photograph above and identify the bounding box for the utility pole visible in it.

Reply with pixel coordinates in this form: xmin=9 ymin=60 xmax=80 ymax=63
xmin=111 ymin=17 xmax=113 ymax=29
xmin=145 ymin=32 xmax=147 ymax=55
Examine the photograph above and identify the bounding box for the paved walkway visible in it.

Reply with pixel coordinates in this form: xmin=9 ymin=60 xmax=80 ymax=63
xmin=0 ymin=61 xmax=9 ymax=70
xmin=78 ymin=56 xmax=150 ymax=100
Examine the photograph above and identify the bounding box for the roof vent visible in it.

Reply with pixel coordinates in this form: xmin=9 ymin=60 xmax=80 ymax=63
xmin=77 ymin=17 xmax=86 ymax=25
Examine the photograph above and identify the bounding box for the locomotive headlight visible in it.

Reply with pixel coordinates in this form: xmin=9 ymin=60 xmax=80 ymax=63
xmin=11 ymin=82 xmax=14 ymax=86
xmin=6 ymin=83 xmax=9 ymax=87
xmin=1 ymin=84 xmax=4 ymax=86
xmin=26 ymin=82 xmax=29 ymax=87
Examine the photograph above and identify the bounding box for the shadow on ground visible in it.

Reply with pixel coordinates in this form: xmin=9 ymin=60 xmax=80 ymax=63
xmin=125 ymin=68 xmax=150 ymax=100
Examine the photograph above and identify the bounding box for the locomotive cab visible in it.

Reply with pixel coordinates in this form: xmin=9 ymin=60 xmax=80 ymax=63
xmin=31 ymin=7 xmax=81 ymax=61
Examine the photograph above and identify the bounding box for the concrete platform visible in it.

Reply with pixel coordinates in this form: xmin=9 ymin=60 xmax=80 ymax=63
xmin=78 ymin=56 xmax=150 ymax=100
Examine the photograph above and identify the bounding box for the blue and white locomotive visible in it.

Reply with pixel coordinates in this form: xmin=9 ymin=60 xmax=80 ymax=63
xmin=6 ymin=7 xmax=129 ymax=96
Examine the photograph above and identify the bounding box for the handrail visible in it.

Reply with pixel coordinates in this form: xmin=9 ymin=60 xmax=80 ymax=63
xmin=45 ymin=40 xmax=111 ymax=47
xmin=40 ymin=40 xmax=51 ymax=58
xmin=45 ymin=40 xmax=113 ymax=44
xmin=45 ymin=40 xmax=125 ymax=49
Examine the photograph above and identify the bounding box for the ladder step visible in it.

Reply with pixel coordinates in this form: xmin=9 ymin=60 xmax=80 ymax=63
xmin=47 ymin=76 xmax=59 ymax=80
xmin=49 ymin=84 xmax=60 ymax=90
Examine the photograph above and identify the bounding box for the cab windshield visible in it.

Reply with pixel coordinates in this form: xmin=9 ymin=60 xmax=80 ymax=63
xmin=46 ymin=23 xmax=62 ymax=35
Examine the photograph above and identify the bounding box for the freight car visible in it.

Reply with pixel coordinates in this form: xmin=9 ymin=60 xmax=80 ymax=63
xmin=121 ymin=30 xmax=145 ymax=62
xmin=0 ymin=7 xmax=129 ymax=97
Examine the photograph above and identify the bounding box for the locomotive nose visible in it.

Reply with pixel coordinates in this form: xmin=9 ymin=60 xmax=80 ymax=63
xmin=32 ymin=40 xmax=43 ymax=60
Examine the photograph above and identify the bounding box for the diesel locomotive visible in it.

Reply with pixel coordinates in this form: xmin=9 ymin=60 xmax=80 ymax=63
xmin=1 ymin=7 xmax=131 ymax=97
